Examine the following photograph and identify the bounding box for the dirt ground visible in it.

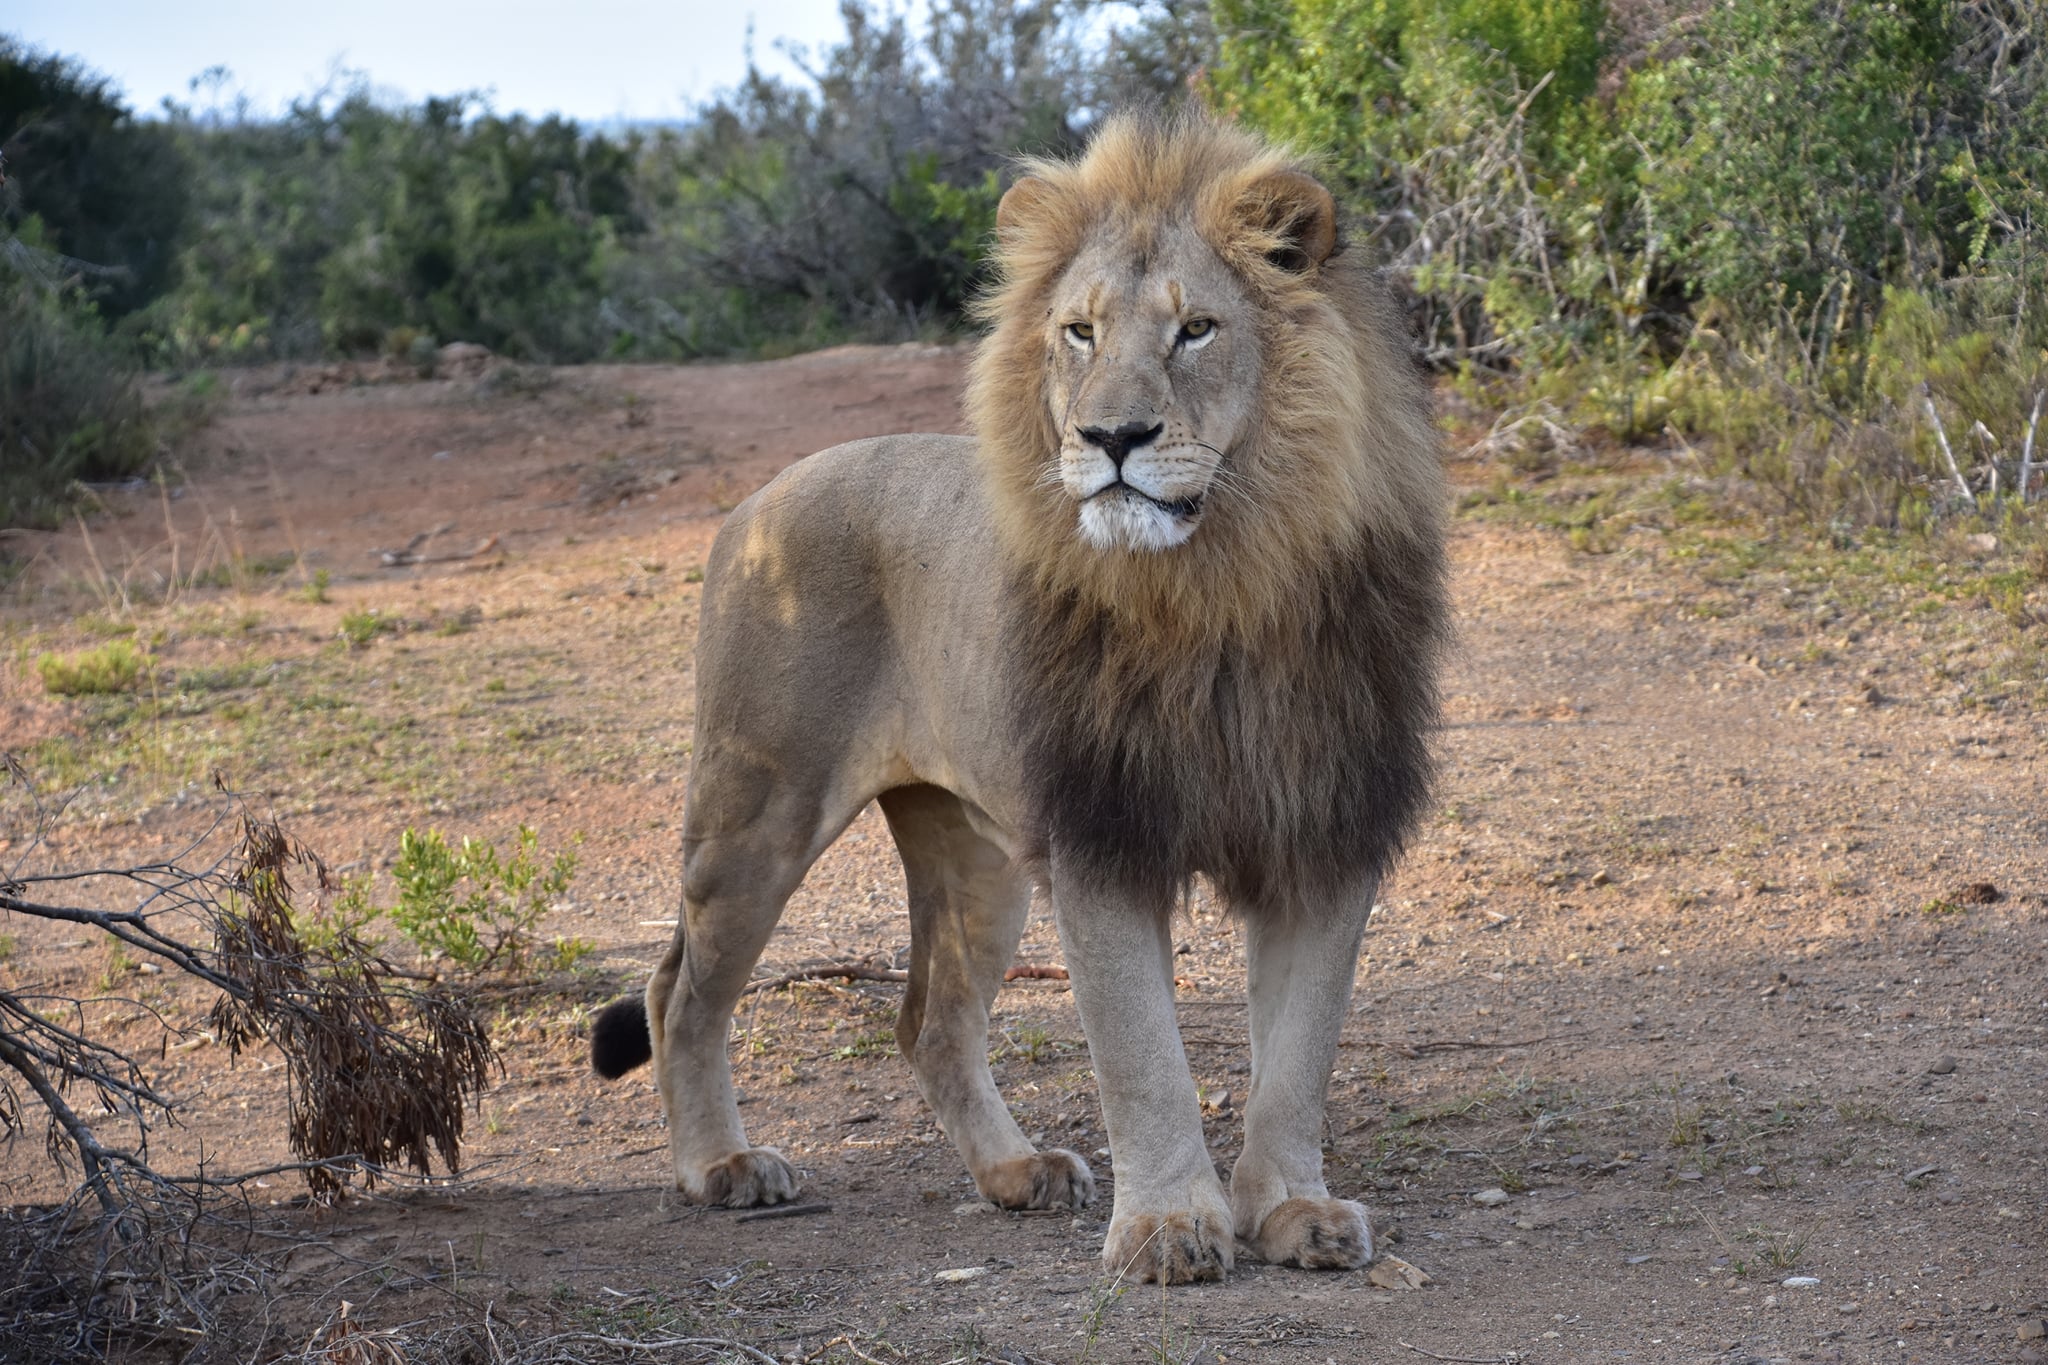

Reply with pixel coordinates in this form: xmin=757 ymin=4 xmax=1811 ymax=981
xmin=1 ymin=345 xmax=2045 ymax=1365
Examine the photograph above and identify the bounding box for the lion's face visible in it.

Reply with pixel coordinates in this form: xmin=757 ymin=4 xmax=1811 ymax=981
xmin=1042 ymin=225 xmax=1262 ymax=553
xmin=969 ymin=117 xmax=1443 ymax=647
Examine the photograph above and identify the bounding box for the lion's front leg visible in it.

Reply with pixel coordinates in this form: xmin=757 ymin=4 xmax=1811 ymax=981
xmin=1052 ymin=877 xmax=1232 ymax=1284
xmin=1228 ymin=886 xmax=1376 ymax=1270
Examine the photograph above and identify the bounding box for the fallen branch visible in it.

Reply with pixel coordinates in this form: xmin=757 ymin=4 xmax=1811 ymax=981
xmin=734 ymin=1201 xmax=834 ymax=1223
xmin=1399 ymin=1342 xmax=1525 ymax=1364
xmin=1345 ymin=1032 xmax=1570 ymax=1056
xmin=737 ymin=959 xmax=1066 ymax=994
xmin=371 ymin=526 xmax=502 ymax=567
xmin=741 ymin=962 xmax=906 ymax=994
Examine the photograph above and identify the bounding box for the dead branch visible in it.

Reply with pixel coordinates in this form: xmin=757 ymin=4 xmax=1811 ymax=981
xmin=736 ymin=957 xmax=1066 ymax=994
xmin=2019 ymin=388 xmax=2043 ymax=502
xmin=373 ymin=531 xmax=502 ymax=567
xmin=1921 ymin=387 xmax=1975 ymax=502
xmin=0 ymin=770 xmax=500 ymax=1208
xmin=1400 ymin=1343 xmax=1525 ymax=1365
xmin=733 ymin=1201 xmax=834 ymax=1223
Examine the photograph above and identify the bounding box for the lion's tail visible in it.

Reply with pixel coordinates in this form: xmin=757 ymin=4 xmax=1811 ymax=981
xmin=590 ymin=996 xmax=653 ymax=1078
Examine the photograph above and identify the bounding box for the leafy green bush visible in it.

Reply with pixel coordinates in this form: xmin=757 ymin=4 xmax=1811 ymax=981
xmin=600 ymin=0 xmax=1075 ymax=357
xmin=0 ymin=271 xmax=158 ymax=528
xmin=338 ymin=825 xmax=581 ymax=972
xmin=1219 ymin=0 xmax=2046 ymax=526
xmin=1 ymin=37 xmax=191 ymax=318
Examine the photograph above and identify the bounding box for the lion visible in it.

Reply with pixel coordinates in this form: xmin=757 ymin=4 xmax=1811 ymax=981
xmin=589 ymin=113 xmax=1448 ymax=1285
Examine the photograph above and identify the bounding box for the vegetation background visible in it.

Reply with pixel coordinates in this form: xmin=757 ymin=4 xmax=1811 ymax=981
xmin=2 ymin=0 xmax=2044 ymax=534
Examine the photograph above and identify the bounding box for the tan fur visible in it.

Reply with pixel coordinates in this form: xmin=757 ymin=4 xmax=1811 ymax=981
xmin=593 ymin=113 xmax=1448 ymax=1286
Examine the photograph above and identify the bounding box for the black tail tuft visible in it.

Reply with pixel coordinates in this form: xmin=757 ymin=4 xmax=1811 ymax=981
xmin=590 ymin=997 xmax=652 ymax=1078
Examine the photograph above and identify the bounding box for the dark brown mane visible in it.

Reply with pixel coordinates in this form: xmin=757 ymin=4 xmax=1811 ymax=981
xmin=1011 ymin=522 xmax=1447 ymax=912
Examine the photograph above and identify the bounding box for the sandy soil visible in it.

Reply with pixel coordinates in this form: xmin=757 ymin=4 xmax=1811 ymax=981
xmin=1 ymin=345 xmax=2044 ymax=1365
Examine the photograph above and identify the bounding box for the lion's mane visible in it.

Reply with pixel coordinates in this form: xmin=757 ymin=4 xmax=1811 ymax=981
xmin=965 ymin=114 xmax=1450 ymax=911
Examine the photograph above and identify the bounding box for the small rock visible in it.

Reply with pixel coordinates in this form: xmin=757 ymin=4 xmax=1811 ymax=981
xmin=1676 ymin=1170 xmax=1704 ymax=1182
xmin=1589 ymin=870 xmax=1612 ymax=887
xmin=1967 ymin=532 xmax=1999 ymax=553
xmin=2020 ymin=1320 xmax=2048 ymax=1342
xmin=1837 ymin=1302 xmax=1861 ymax=1315
xmin=1625 ymin=1254 xmax=1653 ymax=1265
xmin=934 ymin=1266 xmax=990 ymax=1283
xmin=1958 ymin=882 xmax=2002 ymax=905
xmin=1743 ymin=1165 xmax=1767 ymax=1177
xmin=1783 ymin=1277 xmax=1821 ymax=1289
xmin=1470 ymin=1188 xmax=1511 ymax=1207
xmin=1366 ymin=1255 xmax=1432 ymax=1290
xmin=1997 ymin=1207 xmax=2024 ymax=1219
xmin=1927 ymin=1056 xmax=1958 ymax=1076
xmin=1903 ymin=1164 xmax=1940 ymax=1183
xmin=954 ymin=1200 xmax=997 ymax=1217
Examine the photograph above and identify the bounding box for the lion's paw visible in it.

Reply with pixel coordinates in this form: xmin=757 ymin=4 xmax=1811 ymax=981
xmin=1104 ymin=1208 xmax=1234 ymax=1284
xmin=682 ymin=1148 xmax=800 ymax=1207
xmin=1245 ymin=1197 xmax=1373 ymax=1270
xmin=978 ymin=1149 xmax=1096 ymax=1211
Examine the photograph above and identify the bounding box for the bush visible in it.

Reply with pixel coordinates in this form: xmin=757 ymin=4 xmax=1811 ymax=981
xmin=599 ymin=0 xmax=1076 ymax=357
xmin=1218 ymin=0 xmax=2048 ymax=525
xmin=337 ymin=825 xmax=581 ymax=972
xmin=0 ymin=37 xmax=190 ymax=318
xmin=147 ymin=90 xmax=638 ymax=364
xmin=0 ymin=267 xmax=158 ymax=528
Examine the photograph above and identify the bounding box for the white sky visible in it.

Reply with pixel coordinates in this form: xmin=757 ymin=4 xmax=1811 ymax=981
xmin=6 ymin=0 xmax=857 ymax=123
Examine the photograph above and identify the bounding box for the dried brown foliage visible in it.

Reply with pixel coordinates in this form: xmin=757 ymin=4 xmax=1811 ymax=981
xmin=0 ymin=765 xmax=501 ymax=1354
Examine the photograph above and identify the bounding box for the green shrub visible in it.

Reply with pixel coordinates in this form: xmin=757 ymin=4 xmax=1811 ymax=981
xmin=373 ymin=825 xmax=580 ymax=972
xmin=36 ymin=638 xmax=149 ymax=695
xmin=0 ymin=271 xmax=159 ymax=528
xmin=1 ymin=38 xmax=191 ymax=318
xmin=339 ymin=608 xmax=397 ymax=648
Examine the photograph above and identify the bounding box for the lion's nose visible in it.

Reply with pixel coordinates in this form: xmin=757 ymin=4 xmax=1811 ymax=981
xmin=1079 ymin=421 xmax=1164 ymax=470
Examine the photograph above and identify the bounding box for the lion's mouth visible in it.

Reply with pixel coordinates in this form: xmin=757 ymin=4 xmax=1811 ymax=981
xmin=1089 ymin=482 xmax=1205 ymax=520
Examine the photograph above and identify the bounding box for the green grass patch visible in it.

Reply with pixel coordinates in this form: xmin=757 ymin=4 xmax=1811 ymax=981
xmin=36 ymin=639 xmax=150 ymax=695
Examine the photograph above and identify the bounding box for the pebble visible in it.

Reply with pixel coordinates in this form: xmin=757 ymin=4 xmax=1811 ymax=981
xmin=934 ymin=1266 xmax=989 ymax=1283
xmin=1470 ymin=1188 xmax=1510 ymax=1207
xmin=1837 ymin=1302 xmax=1861 ymax=1315
xmin=954 ymin=1200 xmax=996 ymax=1217
xmin=1927 ymin=1056 xmax=1958 ymax=1075
xmin=1782 ymin=1277 xmax=1821 ymax=1289
xmin=2019 ymin=1320 xmax=2048 ymax=1342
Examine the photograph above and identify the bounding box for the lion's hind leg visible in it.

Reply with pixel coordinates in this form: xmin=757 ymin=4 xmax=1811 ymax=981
xmin=879 ymin=785 xmax=1095 ymax=1212
xmin=1227 ymin=888 xmax=1377 ymax=1270
xmin=649 ymin=779 xmax=871 ymax=1207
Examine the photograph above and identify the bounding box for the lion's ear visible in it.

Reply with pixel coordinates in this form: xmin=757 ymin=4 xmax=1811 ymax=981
xmin=1238 ymin=170 xmax=1338 ymax=274
xmin=996 ymin=175 xmax=1056 ymax=240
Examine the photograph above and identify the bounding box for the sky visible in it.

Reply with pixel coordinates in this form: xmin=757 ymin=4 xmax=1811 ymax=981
xmin=6 ymin=0 xmax=857 ymax=123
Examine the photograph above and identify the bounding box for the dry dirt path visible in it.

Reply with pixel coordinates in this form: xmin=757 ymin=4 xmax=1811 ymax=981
xmin=1 ymin=347 xmax=2044 ymax=1364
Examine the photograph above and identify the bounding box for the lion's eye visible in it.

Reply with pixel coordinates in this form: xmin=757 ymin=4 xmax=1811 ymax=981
xmin=1178 ymin=318 xmax=1217 ymax=348
xmin=1065 ymin=321 xmax=1095 ymax=346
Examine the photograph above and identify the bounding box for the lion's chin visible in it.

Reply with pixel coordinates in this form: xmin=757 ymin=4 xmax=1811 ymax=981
xmin=1077 ymin=488 xmax=1203 ymax=553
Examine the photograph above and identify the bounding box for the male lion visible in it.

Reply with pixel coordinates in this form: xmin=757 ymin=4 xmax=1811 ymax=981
xmin=590 ymin=114 xmax=1448 ymax=1285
